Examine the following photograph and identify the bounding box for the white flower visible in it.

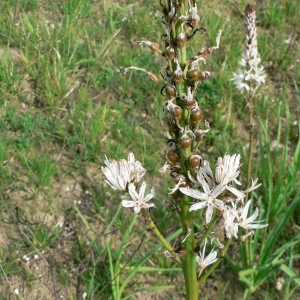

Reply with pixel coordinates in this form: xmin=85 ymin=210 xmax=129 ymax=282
xmin=237 ymin=199 xmax=268 ymax=229
xmin=226 ymin=177 xmax=262 ymax=203
xmin=101 ymin=156 xmax=129 ymax=190
xmin=102 ymin=153 xmax=146 ymax=190
xmin=122 ymin=182 xmax=155 ymax=214
xmin=127 ymin=153 xmax=146 ymax=184
xmin=215 ymin=154 xmax=241 ymax=185
xmin=188 ymin=161 xmax=214 ymax=189
xmin=243 ymin=178 xmax=262 ymax=194
xmin=159 ymin=162 xmax=171 ymax=173
xmin=223 ymin=205 xmax=239 ymax=239
xmin=169 ymin=175 xmax=186 ymax=194
xmin=196 ymin=239 xmax=218 ymax=274
xmin=180 ymin=181 xmax=225 ymax=223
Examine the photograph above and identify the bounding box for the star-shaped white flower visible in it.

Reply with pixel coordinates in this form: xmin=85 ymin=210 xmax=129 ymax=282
xmin=196 ymin=239 xmax=218 ymax=275
xmin=180 ymin=179 xmax=225 ymax=223
xmin=122 ymin=182 xmax=155 ymax=214
xmin=226 ymin=177 xmax=262 ymax=203
xmin=237 ymin=199 xmax=268 ymax=229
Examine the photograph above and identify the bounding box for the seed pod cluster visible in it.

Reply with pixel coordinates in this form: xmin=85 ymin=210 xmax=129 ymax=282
xmin=136 ymin=0 xmax=220 ymax=185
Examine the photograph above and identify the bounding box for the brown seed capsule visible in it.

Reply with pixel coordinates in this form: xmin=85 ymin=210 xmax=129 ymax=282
xmin=171 ymin=106 xmax=183 ymax=120
xmin=190 ymin=155 xmax=201 ymax=168
xmin=195 ymin=131 xmax=202 ymax=142
xmin=177 ymin=33 xmax=187 ymax=47
xmin=165 ymin=85 xmax=177 ymax=99
xmin=190 ymin=120 xmax=199 ymax=128
xmin=167 ymin=149 xmax=180 ymax=163
xmin=187 ymin=69 xmax=200 ymax=81
xmin=185 ymin=100 xmax=195 ymax=110
xmin=165 ymin=46 xmax=175 ymax=60
xmin=173 ymin=70 xmax=184 ymax=84
xmin=199 ymin=71 xmax=211 ymax=81
xmin=169 ymin=12 xmax=178 ymax=25
xmin=180 ymin=136 xmax=192 ymax=149
xmin=191 ymin=108 xmax=203 ymax=122
xmin=167 ymin=118 xmax=177 ymax=131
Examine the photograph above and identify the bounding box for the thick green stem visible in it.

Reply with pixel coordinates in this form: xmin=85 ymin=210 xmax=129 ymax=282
xmin=181 ymin=195 xmax=198 ymax=300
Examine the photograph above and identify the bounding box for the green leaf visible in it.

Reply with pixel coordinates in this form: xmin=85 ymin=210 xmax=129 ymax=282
xmin=280 ymin=264 xmax=300 ymax=286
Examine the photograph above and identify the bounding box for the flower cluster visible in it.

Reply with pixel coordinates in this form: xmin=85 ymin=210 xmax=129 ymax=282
xmin=101 ymin=153 xmax=146 ymax=190
xmin=231 ymin=4 xmax=266 ymax=95
xmin=102 ymin=153 xmax=155 ymax=214
xmin=180 ymin=154 xmax=267 ymax=236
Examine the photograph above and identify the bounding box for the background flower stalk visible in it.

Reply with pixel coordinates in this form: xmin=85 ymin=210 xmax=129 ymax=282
xmin=231 ymin=4 xmax=266 ymax=197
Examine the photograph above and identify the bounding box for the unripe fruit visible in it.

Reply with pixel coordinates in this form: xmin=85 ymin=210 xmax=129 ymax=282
xmin=165 ymin=85 xmax=176 ymax=99
xmin=190 ymin=120 xmax=199 ymax=128
xmin=167 ymin=119 xmax=177 ymax=131
xmin=171 ymin=106 xmax=183 ymax=120
xmin=173 ymin=71 xmax=184 ymax=84
xmin=190 ymin=155 xmax=201 ymax=168
xmin=165 ymin=46 xmax=175 ymax=61
xmin=180 ymin=136 xmax=192 ymax=149
xmin=195 ymin=131 xmax=202 ymax=142
xmin=177 ymin=34 xmax=187 ymax=47
xmin=191 ymin=108 xmax=203 ymax=122
xmin=167 ymin=149 xmax=180 ymax=163
xmin=187 ymin=69 xmax=200 ymax=81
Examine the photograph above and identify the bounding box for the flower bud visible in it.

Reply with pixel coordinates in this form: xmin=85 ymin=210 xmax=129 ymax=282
xmin=165 ymin=46 xmax=175 ymax=60
xmin=167 ymin=149 xmax=180 ymax=163
xmin=180 ymin=136 xmax=192 ymax=149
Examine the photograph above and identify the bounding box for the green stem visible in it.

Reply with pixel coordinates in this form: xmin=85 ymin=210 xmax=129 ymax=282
xmin=141 ymin=210 xmax=183 ymax=266
xmin=181 ymin=195 xmax=198 ymax=300
xmin=246 ymin=93 xmax=254 ymax=201
xmin=246 ymin=91 xmax=255 ymax=268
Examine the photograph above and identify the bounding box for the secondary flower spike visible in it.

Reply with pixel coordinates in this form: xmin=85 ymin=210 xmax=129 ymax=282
xmin=231 ymin=4 xmax=266 ymax=95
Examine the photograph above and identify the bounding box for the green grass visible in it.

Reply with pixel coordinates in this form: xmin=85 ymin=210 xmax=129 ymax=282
xmin=0 ymin=0 xmax=299 ymax=299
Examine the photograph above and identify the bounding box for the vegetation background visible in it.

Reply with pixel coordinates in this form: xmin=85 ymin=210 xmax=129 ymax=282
xmin=0 ymin=0 xmax=299 ymax=299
